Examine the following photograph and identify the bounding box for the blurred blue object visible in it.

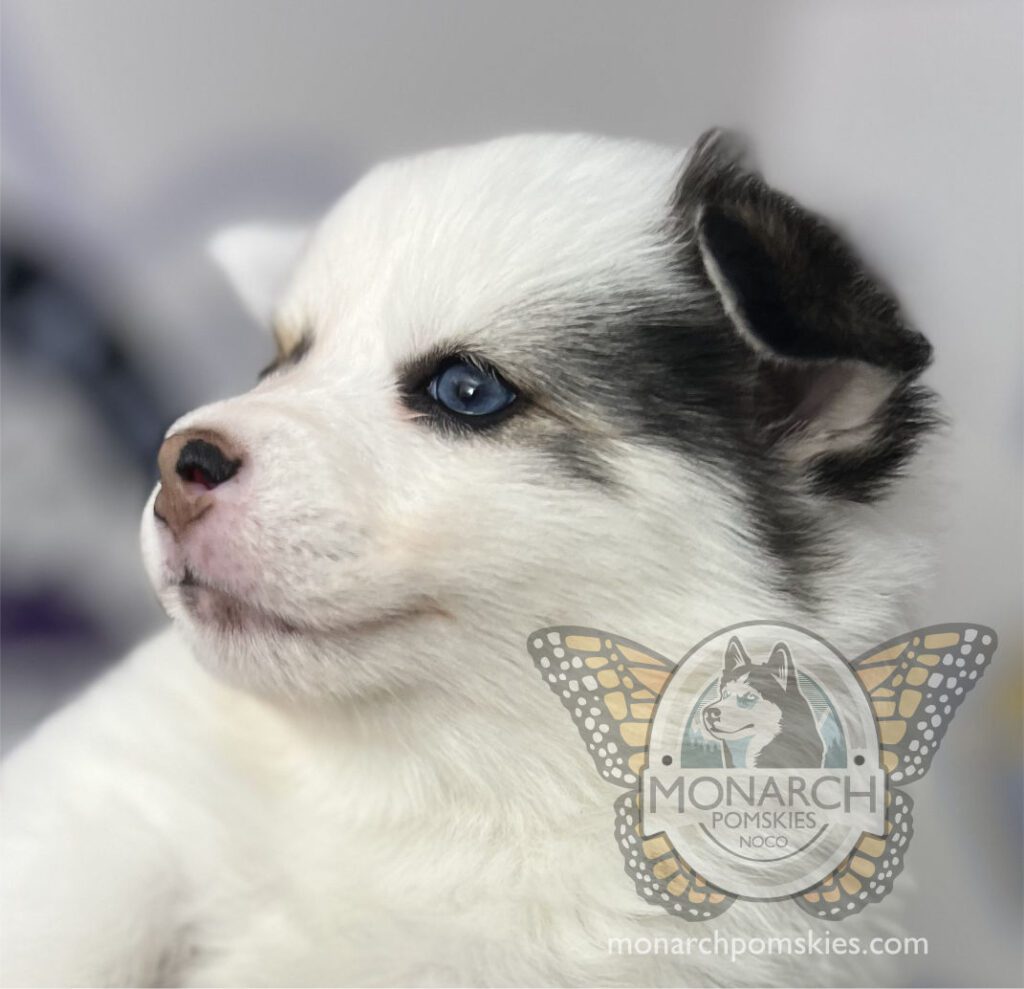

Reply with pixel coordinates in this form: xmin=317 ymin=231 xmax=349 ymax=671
xmin=2 ymin=246 xmax=172 ymax=474
xmin=1 ymin=243 xmax=175 ymax=749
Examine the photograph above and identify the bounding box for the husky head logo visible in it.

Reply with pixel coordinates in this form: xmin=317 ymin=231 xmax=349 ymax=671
xmin=701 ymin=636 xmax=824 ymax=769
xmin=530 ymin=622 xmax=996 ymax=913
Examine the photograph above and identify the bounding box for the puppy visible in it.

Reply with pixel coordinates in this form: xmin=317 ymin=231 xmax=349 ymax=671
xmin=0 ymin=131 xmax=935 ymax=987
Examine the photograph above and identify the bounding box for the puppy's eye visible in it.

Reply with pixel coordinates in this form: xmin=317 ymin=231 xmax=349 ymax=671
xmin=427 ymin=359 xmax=517 ymax=419
xmin=737 ymin=693 xmax=757 ymax=710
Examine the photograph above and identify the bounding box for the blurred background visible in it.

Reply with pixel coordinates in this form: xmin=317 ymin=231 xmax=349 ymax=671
xmin=1 ymin=1 xmax=1021 ymax=985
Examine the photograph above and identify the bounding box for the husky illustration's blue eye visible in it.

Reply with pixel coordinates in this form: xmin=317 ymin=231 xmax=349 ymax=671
xmin=428 ymin=360 xmax=517 ymax=419
xmin=737 ymin=693 xmax=757 ymax=710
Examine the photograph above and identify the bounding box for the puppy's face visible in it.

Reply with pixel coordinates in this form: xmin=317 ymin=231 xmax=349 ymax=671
xmin=142 ymin=132 xmax=935 ymax=701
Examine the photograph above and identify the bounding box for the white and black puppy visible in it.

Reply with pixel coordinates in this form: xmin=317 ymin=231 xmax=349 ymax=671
xmin=1 ymin=131 xmax=935 ymax=987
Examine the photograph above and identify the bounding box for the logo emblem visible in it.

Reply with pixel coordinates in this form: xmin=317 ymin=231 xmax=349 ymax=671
xmin=527 ymin=622 xmax=996 ymax=920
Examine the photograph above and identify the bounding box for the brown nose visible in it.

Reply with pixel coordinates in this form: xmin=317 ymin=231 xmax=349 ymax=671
xmin=153 ymin=429 xmax=243 ymax=539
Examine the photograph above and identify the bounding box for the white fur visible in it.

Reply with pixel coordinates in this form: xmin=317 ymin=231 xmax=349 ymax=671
xmin=1 ymin=135 xmax=927 ymax=987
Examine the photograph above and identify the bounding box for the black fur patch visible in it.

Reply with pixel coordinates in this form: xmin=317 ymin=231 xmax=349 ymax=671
xmin=669 ymin=128 xmax=937 ymax=501
xmin=395 ymin=130 xmax=936 ymax=606
xmin=397 ymin=290 xmax=831 ymax=606
xmin=498 ymin=294 xmax=831 ymax=606
xmin=673 ymin=130 xmax=929 ymax=364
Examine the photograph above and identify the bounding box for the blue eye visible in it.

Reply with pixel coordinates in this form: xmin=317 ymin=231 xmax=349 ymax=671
xmin=737 ymin=693 xmax=757 ymax=710
xmin=427 ymin=359 xmax=517 ymax=419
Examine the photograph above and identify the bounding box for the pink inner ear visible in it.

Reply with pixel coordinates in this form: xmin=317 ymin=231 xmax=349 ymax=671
xmin=788 ymin=362 xmax=861 ymax=426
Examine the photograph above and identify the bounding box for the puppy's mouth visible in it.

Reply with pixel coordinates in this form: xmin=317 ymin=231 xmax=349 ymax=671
xmin=174 ymin=568 xmax=452 ymax=638
xmin=177 ymin=569 xmax=301 ymax=635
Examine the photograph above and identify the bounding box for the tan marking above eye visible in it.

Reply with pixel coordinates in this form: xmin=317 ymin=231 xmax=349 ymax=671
xmin=272 ymin=321 xmax=306 ymax=355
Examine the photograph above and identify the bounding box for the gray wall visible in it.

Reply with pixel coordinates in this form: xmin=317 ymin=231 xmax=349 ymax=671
xmin=2 ymin=2 xmax=1021 ymax=985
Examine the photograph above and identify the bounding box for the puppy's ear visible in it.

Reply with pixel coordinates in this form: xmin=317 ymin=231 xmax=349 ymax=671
xmin=724 ymin=636 xmax=750 ymax=673
xmin=765 ymin=642 xmax=796 ymax=692
xmin=675 ymin=130 xmax=937 ymax=502
xmin=207 ymin=223 xmax=309 ymax=327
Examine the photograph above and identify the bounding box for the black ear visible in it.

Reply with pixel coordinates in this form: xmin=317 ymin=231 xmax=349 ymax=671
xmin=674 ymin=130 xmax=938 ymax=502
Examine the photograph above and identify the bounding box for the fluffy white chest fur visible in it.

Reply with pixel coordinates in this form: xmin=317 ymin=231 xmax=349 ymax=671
xmin=2 ymin=132 xmax=935 ymax=987
xmin=2 ymin=626 xmax=909 ymax=988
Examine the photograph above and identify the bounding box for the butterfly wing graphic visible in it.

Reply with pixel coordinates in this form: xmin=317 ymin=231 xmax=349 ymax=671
xmin=528 ymin=627 xmax=735 ymax=920
xmin=849 ymin=624 xmax=997 ymax=785
xmin=614 ymin=790 xmax=735 ymax=920
xmin=527 ymin=627 xmax=675 ymax=788
xmin=796 ymin=789 xmax=914 ymax=919
xmin=795 ymin=623 xmax=996 ymax=919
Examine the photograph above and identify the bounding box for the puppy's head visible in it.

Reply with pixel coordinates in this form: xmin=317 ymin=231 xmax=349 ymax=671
xmin=142 ymin=131 xmax=935 ymax=701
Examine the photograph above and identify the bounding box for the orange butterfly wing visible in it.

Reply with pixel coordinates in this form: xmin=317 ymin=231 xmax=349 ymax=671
xmin=614 ymin=790 xmax=735 ymax=921
xmin=795 ymin=789 xmax=913 ymax=919
xmin=529 ymin=627 xmax=734 ymax=919
xmin=527 ymin=627 xmax=674 ymax=788
xmin=795 ymin=623 xmax=996 ymax=919
xmin=852 ymin=624 xmax=996 ymax=785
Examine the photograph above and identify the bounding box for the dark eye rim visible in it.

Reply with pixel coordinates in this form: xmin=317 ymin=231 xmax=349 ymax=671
xmin=402 ymin=352 xmax=524 ymax=431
